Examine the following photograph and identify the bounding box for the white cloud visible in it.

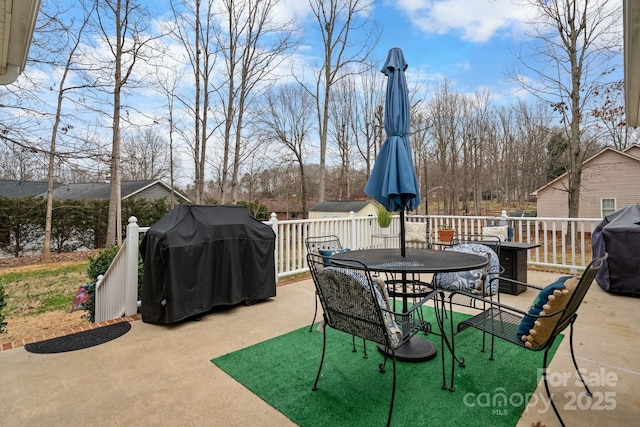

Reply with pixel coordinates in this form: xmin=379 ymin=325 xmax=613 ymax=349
xmin=392 ymin=0 xmax=532 ymax=43
xmin=270 ymin=0 xmax=313 ymax=25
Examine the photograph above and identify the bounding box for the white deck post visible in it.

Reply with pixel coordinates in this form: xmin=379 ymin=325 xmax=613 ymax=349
xmin=349 ymin=211 xmax=357 ymax=249
xmin=125 ymin=216 xmax=139 ymax=316
xmin=270 ymin=212 xmax=278 ymax=283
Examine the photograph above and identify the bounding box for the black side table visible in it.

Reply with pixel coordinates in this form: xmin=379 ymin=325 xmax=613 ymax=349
xmin=497 ymin=242 xmax=540 ymax=294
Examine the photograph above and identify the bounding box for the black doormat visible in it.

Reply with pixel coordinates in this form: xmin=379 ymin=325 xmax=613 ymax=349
xmin=24 ymin=321 xmax=131 ymax=354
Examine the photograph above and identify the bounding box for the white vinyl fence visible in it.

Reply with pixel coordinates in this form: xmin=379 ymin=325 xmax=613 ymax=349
xmin=94 ymin=212 xmax=602 ymax=322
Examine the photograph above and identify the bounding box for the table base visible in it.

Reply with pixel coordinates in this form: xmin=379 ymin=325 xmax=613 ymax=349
xmin=377 ymin=336 xmax=437 ymax=363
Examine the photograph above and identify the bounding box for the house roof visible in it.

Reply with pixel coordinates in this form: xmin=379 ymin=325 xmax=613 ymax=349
xmin=50 ymin=180 xmax=191 ymax=203
xmin=531 ymin=146 xmax=640 ymax=195
xmin=49 ymin=180 xmax=158 ymax=200
xmin=0 ymin=0 xmax=41 ymax=85
xmin=309 ymin=200 xmax=372 ymax=213
xmin=0 ymin=179 xmax=191 ymax=203
xmin=0 ymin=179 xmax=57 ymax=197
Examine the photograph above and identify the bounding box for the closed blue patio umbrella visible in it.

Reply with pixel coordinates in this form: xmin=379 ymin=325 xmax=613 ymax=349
xmin=365 ymin=47 xmax=421 ymax=256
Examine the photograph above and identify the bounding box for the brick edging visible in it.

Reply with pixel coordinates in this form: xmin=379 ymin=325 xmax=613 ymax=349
xmin=0 ymin=314 xmax=142 ymax=352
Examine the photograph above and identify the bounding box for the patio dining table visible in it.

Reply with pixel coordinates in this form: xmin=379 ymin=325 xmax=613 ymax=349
xmin=330 ymin=248 xmax=487 ymax=362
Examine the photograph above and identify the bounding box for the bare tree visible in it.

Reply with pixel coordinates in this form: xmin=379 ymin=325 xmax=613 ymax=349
xmin=214 ymin=0 xmax=298 ymax=204
xmin=93 ymin=0 xmax=159 ymax=246
xmin=121 ymin=128 xmax=171 ymax=181
xmin=260 ymin=83 xmax=314 ymax=215
xmin=459 ymin=89 xmax=493 ymax=215
xmin=303 ymin=0 xmax=379 ymax=202
xmin=510 ymin=0 xmax=620 ymax=218
xmin=329 ymin=76 xmax=360 ymax=198
xmin=427 ymin=79 xmax=464 ymax=214
xmin=512 ymin=101 xmax=553 ymax=201
xmin=40 ymin=2 xmax=95 ymax=263
xmin=411 ymin=108 xmax=431 ymax=214
xmin=355 ymin=66 xmax=385 ymax=178
xmin=168 ymin=0 xmax=219 ymax=204
xmin=153 ymin=58 xmax=186 ymax=208
xmin=591 ymin=79 xmax=637 ymax=150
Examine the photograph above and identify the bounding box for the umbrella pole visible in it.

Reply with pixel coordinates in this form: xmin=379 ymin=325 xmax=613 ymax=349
xmin=400 ymin=209 xmax=406 ymax=257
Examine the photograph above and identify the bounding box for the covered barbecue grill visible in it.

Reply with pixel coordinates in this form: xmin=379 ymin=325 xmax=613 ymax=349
xmin=140 ymin=205 xmax=276 ymax=324
xmin=592 ymin=204 xmax=640 ymax=297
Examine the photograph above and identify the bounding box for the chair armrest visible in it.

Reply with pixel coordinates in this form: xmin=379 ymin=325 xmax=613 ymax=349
xmin=382 ymin=289 xmax=441 ymax=337
xmin=381 ymin=289 xmax=440 ymax=318
xmin=447 ymin=288 xmax=569 ymax=320
xmin=447 ymin=290 xmax=530 ymax=317
xmin=494 ymin=275 xmax=543 ymax=292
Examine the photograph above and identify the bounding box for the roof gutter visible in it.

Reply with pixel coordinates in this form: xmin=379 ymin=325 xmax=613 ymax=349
xmin=0 ymin=0 xmax=41 ymax=85
xmin=624 ymin=0 xmax=640 ymax=127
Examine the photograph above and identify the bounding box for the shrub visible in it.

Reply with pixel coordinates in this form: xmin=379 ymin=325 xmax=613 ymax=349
xmin=85 ymin=245 xmax=144 ymax=323
xmin=85 ymin=246 xmax=120 ymax=322
xmin=238 ymin=201 xmax=269 ymax=221
xmin=87 ymin=246 xmax=120 ymax=283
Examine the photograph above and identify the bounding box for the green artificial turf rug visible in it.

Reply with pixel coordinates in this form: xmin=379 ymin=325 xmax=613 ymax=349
xmin=212 ymin=312 xmax=561 ymax=427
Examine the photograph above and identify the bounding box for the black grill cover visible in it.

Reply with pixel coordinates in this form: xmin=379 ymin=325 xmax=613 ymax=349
xmin=592 ymin=204 xmax=640 ymax=297
xmin=140 ymin=205 xmax=276 ymax=324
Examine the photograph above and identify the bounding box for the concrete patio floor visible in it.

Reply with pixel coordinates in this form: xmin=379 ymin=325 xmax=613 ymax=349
xmin=1 ymin=270 xmax=638 ymax=427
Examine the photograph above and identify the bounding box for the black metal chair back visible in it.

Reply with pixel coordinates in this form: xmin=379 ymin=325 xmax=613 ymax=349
xmin=307 ymin=252 xmax=434 ymax=427
xmin=447 ymin=254 xmax=608 ymax=427
xmin=305 ymin=235 xmax=344 ymax=331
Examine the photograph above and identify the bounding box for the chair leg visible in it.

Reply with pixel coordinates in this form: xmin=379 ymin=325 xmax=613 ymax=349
xmin=309 ymin=292 xmax=319 ymax=332
xmin=386 ymin=354 xmax=397 ymax=427
xmin=362 ymin=339 xmax=368 ymax=359
xmin=445 ymin=298 xmax=465 ymax=392
xmin=489 ymin=333 xmax=495 ymax=361
xmin=543 ymin=346 xmax=566 ymax=427
xmin=312 ymin=320 xmax=328 ymax=391
xmin=379 ymin=347 xmax=389 ymax=373
xmin=569 ymin=322 xmax=592 ymax=396
xmin=542 ymin=321 xmax=591 ymax=427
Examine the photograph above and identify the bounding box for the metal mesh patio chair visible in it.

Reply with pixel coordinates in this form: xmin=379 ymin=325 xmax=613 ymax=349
xmin=307 ymin=253 xmax=435 ymax=427
xmin=434 ymin=234 xmax=502 ymax=297
xmin=444 ymin=254 xmax=608 ymax=427
xmin=432 ymin=234 xmax=502 ymax=362
xmin=305 ymin=235 xmax=345 ymax=332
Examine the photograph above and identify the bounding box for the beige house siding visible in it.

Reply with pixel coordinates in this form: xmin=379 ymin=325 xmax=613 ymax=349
xmin=624 ymin=144 xmax=640 ymax=158
xmin=308 ymin=202 xmax=377 ymax=219
xmin=131 ymin=186 xmax=174 ymax=200
xmin=536 ymin=148 xmax=640 ymax=218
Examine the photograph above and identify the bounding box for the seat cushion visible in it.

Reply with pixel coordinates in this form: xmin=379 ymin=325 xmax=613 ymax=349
xmin=516 ymin=276 xmax=576 ymax=344
xmin=519 ymin=276 xmax=579 ymax=347
xmin=435 ymin=243 xmax=499 ymax=295
xmin=482 ymin=225 xmax=510 ymax=242
xmin=405 ymin=222 xmax=427 ymax=242
xmin=320 ymin=267 xmax=402 ymax=348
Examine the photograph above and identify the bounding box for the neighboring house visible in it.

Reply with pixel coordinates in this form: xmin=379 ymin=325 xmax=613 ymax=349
xmin=533 ymin=145 xmax=640 ymax=218
xmin=262 ymin=198 xmax=313 ymax=221
xmin=0 ymin=179 xmax=192 ymax=204
xmin=0 ymin=179 xmax=56 ymax=197
xmin=308 ymin=200 xmax=377 ymax=219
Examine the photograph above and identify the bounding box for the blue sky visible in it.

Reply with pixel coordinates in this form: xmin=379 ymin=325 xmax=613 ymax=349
xmin=373 ymin=0 xmax=527 ymax=94
xmin=82 ymin=0 xmax=622 ymax=106
xmin=26 ymin=0 xmax=623 ymax=184
xmin=281 ymin=0 xmax=548 ymax=100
